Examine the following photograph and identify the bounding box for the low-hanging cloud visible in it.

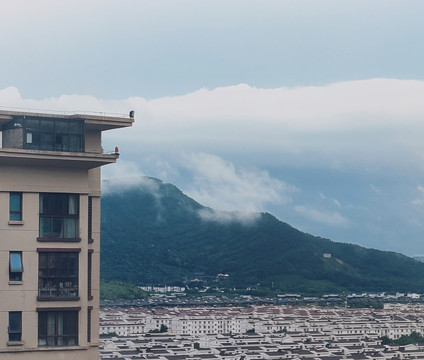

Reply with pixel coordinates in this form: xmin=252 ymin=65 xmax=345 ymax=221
xmin=102 ymin=161 xmax=154 ymax=194
xmin=197 ymin=208 xmax=261 ymax=224
xmin=2 ymin=80 xmax=424 ymax=252
xmin=180 ymin=152 xmax=296 ymax=214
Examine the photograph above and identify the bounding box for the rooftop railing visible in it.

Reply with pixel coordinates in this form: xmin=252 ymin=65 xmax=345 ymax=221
xmin=0 ymin=105 xmax=129 ymax=119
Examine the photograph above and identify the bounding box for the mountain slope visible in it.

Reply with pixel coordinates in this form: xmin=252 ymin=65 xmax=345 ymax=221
xmin=100 ymin=177 xmax=424 ymax=294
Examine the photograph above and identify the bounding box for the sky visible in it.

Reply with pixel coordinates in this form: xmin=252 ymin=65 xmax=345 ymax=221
xmin=1 ymin=0 xmax=424 ymax=256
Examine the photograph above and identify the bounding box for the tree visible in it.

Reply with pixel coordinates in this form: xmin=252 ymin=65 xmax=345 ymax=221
xmin=380 ymin=332 xmax=424 ymax=346
xmin=100 ymin=280 xmax=149 ymax=300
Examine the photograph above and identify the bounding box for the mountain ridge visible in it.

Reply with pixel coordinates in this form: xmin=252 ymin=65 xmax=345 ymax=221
xmin=100 ymin=177 xmax=424 ymax=295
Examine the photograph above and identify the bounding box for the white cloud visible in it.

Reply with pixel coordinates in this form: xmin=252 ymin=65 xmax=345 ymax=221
xmin=102 ymin=160 xmax=152 ymax=194
xmin=3 ymin=78 xmax=424 ymax=173
xmin=197 ymin=208 xmax=260 ymax=224
xmin=294 ymin=205 xmax=350 ymax=228
xmin=136 ymin=79 xmax=424 ymax=129
xmin=180 ymin=153 xmax=295 ymax=213
xmin=2 ymin=81 xmax=424 ymax=252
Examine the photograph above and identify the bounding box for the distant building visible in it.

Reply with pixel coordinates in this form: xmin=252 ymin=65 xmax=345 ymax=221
xmin=0 ymin=109 xmax=133 ymax=359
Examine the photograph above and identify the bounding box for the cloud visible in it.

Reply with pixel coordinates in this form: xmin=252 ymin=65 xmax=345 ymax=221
xmin=369 ymin=184 xmax=382 ymax=195
xmin=102 ymin=154 xmax=292 ymax=224
xmin=197 ymin=208 xmax=260 ymax=224
xmin=3 ymin=78 xmax=424 ymax=173
xmin=411 ymin=186 xmax=424 ymax=206
xmin=2 ymin=81 xmax=424 ymax=253
xmin=102 ymin=160 xmax=154 ymax=194
xmin=179 ymin=153 xmax=295 ymax=214
xmin=294 ymin=205 xmax=350 ymax=228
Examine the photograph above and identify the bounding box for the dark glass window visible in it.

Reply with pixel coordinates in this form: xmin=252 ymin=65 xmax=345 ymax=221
xmin=9 ymin=312 xmax=22 ymax=342
xmin=87 ymin=251 xmax=93 ymax=300
xmin=23 ymin=117 xmax=83 ymax=152
xmin=26 ymin=119 xmax=39 ymax=131
xmin=88 ymin=196 xmax=93 ymax=242
xmin=39 ymin=193 xmax=79 ymax=240
xmin=38 ymin=252 xmax=78 ymax=299
xmin=9 ymin=252 xmax=23 ymax=281
xmin=87 ymin=307 xmax=92 ymax=343
xmin=9 ymin=192 xmax=22 ymax=221
xmin=38 ymin=310 xmax=78 ymax=346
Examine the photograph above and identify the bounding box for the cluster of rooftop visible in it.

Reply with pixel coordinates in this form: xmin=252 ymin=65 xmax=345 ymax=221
xmin=100 ymin=304 xmax=424 ymax=360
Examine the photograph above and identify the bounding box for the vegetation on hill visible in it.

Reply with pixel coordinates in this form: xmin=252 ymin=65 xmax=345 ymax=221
xmin=100 ymin=177 xmax=424 ymax=295
xmin=100 ymin=280 xmax=148 ymax=300
xmin=381 ymin=332 xmax=424 ymax=346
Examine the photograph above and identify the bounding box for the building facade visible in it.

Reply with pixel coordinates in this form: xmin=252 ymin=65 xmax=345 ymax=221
xmin=0 ymin=109 xmax=133 ymax=359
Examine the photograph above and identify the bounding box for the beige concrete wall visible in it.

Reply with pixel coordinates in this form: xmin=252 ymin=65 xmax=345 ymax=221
xmin=88 ymin=169 xmax=101 ymax=197
xmin=0 ymin=346 xmax=99 ymax=360
xmin=0 ymin=111 xmax=131 ymax=359
xmin=0 ymin=170 xmax=101 ymax=357
xmin=0 ymin=166 xmax=92 ymax=194
xmin=85 ymin=130 xmax=102 ymax=154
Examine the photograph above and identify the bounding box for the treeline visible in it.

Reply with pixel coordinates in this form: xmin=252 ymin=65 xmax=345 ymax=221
xmin=381 ymin=332 xmax=424 ymax=346
xmin=100 ymin=178 xmax=424 ymax=295
xmin=100 ymin=280 xmax=149 ymax=300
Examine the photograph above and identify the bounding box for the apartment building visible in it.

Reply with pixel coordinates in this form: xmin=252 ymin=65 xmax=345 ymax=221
xmin=0 ymin=109 xmax=133 ymax=359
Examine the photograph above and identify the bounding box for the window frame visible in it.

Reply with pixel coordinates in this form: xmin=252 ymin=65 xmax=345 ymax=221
xmin=9 ymin=252 xmax=23 ymax=282
xmin=87 ymin=250 xmax=93 ymax=300
xmin=8 ymin=311 xmax=22 ymax=343
xmin=87 ymin=306 xmax=93 ymax=343
xmin=37 ymin=308 xmax=79 ymax=347
xmin=37 ymin=250 xmax=80 ymax=300
xmin=22 ymin=117 xmax=84 ymax=152
xmin=9 ymin=192 xmax=22 ymax=221
xmin=38 ymin=193 xmax=80 ymax=242
xmin=88 ymin=196 xmax=93 ymax=243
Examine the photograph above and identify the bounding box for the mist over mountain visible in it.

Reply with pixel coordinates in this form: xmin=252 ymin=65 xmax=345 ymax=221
xmin=100 ymin=177 xmax=424 ymax=295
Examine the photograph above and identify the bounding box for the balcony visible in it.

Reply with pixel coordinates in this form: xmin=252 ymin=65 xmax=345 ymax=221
xmin=0 ymin=147 xmax=119 ymax=169
xmin=0 ymin=108 xmax=132 ymax=169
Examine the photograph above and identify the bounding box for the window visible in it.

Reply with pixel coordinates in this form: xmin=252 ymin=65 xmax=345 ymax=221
xmin=9 ymin=252 xmax=23 ymax=282
xmin=9 ymin=192 xmax=22 ymax=221
xmin=88 ymin=196 xmax=93 ymax=243
xmin=38 ymin=252 xmax=79 ymax=299
xmin=87 ymin=307 xmax=92 ymax=343
xmin=38 ymin=310 xmax=78 ymax=346
xmin=87 ymin=250 xmax=93 ymax=300
xmin=8 ymin=312 xmax=22 ymax=342
xmin=22 ymin=117 xmax=83 ymax=152
xmin=39 ymin=193 xmax=79 ymax=240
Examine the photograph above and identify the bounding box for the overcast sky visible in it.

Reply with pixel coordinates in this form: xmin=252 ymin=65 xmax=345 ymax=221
xmin=2 ymin=0 xmax=424 ymax=256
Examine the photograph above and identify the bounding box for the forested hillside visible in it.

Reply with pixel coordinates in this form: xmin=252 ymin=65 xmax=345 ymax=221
xmin=100 ymin=177 xmax=424 ymax=295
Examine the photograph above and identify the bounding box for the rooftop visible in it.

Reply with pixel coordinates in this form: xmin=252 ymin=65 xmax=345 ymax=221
xmin=0 ymin=108 xmax=134 ymax=131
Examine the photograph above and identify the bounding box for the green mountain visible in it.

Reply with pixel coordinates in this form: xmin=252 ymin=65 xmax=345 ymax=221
xmin=100 ymin=177 xmax=424 ymax=295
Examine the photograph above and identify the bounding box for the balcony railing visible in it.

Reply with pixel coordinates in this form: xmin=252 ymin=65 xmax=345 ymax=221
xmin=0 ymin=105 xmax=128 ymax=119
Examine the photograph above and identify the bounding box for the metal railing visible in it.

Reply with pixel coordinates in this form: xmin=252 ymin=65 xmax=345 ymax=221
xmin=0 ymin=105 xmax=128 ymax=118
